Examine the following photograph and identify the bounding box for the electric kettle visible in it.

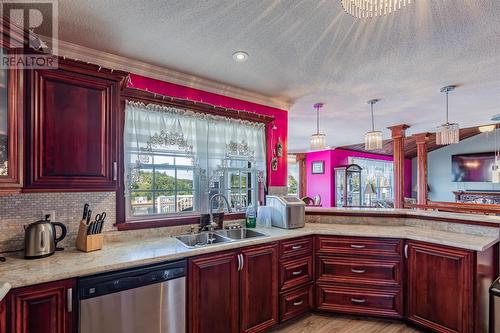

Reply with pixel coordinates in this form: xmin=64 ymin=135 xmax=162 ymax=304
xmin=24 ymin=215 xmax=67 ymax=259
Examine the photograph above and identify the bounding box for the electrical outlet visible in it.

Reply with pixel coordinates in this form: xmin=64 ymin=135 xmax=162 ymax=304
xmin=42 ymin=210 xmax=56 ymax=221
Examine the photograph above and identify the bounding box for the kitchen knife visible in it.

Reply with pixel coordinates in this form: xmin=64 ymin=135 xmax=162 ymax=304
xmin=82 ymin=203 xmax=89 ymax=221
xmin=91 ymin=218 xmax=99 ymax=234
xmin=86 ymin=222 xmax=93 ymax=235
xmin=86 ymin=209 xmax=92 ymax=225
xmin=97 ymin=215 xmax=106 ymax=233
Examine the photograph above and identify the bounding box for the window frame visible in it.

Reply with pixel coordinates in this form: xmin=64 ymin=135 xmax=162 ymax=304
xmin=126 ymin=150 xmax=198 ymax=219
xmin=211 ymin=159 xmax=259 ymax=213
xmin=348 ymin=156 xmax=395 ymax=205
xmin=116 ymin=88 xmax=274 ymax=230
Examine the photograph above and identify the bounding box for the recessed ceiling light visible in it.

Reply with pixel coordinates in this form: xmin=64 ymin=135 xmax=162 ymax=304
xmin=232 ymin=51 xmax=249 ymax=63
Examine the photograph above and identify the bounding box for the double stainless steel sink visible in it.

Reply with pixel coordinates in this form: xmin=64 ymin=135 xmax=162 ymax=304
xmin=174 ymin=229 xmax=268 ymax=248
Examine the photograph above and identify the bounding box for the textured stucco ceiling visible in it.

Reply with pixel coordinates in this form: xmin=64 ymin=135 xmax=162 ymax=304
xmin=57 ymin=0 xmax=500 ymax=151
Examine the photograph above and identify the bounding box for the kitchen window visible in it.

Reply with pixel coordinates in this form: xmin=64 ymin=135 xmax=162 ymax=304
xmin=127 ymin=152 xmax=197 ymax=217
xmin=123 ymin=101 xmax=266 ymax=221
xmin=209 ymin=159 xmax=259 ymax=211
xmin=287 ymin=155 xmax=299 ymax=196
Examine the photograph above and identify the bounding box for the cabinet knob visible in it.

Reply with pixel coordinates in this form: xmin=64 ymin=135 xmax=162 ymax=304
xmin=351 ymin=268 xmax=366 ymax=274
xmin=292 ymin=270 xmax=303 ymax=276
xmin=291 ymin=245 xmax=302 ymax=250
xmin=350 ymin=244 xmax=366 ymax=249
xmin=292 ymin=300 xmax=304 ymax=306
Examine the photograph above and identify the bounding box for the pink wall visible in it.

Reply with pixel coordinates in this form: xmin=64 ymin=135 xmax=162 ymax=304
xmin=306 ymin=150 xmax=334 ymax=207
xmin=306 ymin=148 xmax=412 ymax=207
xmin=128 ymin=74 xmax=288 ymax=186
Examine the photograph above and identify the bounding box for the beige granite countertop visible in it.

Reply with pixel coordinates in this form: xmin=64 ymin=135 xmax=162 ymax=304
xmin=0 ymin=282 xmax=10 ymax=302
xmin=0 ymin=223 xmax=497 ymax=302
xmin=306 ymin=207 xmax=500 ymax=225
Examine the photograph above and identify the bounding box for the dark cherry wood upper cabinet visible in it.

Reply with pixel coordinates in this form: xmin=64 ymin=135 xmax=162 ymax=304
xmin=406 ymin=241 xmax=473 ymax=333
xmin=188 ymin=251 xmax=239 ymax=333
xmin=9 ymin=279 xmax=76 ymax=333
xmin=25 ymin=59 xmax=128 ymax=191
xmin=240 ymin=243 xmax=279 ymax=333
xmin=0 ymin=48 xmax=23 ymax=192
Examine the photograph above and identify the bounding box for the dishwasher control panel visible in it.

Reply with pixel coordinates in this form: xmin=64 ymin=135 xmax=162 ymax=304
xmin=78 ymin=259 xmax=186 ymax=299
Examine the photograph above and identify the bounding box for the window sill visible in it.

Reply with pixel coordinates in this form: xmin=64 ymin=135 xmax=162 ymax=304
xmin=115 ymin=212 xmax=246 ymax=231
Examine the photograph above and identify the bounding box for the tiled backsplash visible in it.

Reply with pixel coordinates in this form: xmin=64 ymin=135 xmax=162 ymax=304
xmin=0 ymin=192 xmax=116 ymax=252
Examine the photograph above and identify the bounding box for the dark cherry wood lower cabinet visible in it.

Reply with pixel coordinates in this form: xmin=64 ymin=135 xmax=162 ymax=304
xmin=315 ymin=236 xmax=403 ymax=320
xmin=279 ymin=283 xmax=313 ymax=322
xmin=189 ymin=243 xmax=279 ymax=333
xmin=0 ymin=297 xmax=6 ymax=333
xmin=188 ymin=251 xmax=240 ymax=333
xmin=316 ymin=284 xmax=402 ymax=318
xmin=240 ymin=244 xmax=279 ymax=333
xmin=9 ymin=279 xmax=76 ymax=333
xmin=406 ymin=241 xmax=473 ymax=333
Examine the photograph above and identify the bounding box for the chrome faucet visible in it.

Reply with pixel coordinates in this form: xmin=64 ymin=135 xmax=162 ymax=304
xmin=206 ymin=194 xmax=232 ymax=231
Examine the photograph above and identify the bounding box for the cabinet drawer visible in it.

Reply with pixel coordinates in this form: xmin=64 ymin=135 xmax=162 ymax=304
xmin=280 ymin=256 xmax=313 ymax=291
xmin=316 ymin=236 xmax=402 ymax=257
xmin=280 ymin=237 xmax=313 ymax=259
xmin=280 ymin=284 xmax=313 ymax=322
xmin=316 ymin=256 xmax=401 ymax=287
xmin=316 ymin=284 xmax=402 ymax=318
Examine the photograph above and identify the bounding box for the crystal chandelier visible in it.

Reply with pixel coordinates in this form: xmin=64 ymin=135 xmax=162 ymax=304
xmin=310 ymin=103 xmax=327 ymax=151
xmin=436 ymin=86 xmax=459 ymax=145
xmin=341 ymin=0 xmax=412 ymax=19
xmin=365 ymin=99 xmax=383 ymax=150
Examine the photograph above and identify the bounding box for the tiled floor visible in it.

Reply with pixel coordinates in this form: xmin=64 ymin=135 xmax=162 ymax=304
xmin=270 ymin=314 xmax=424 ymax=333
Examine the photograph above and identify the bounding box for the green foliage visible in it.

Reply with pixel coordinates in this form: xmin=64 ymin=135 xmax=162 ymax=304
xmin=287 ymin=175 xmax=298 ymax=195
xmin=131 ymin=171 xmax=193 ymax=201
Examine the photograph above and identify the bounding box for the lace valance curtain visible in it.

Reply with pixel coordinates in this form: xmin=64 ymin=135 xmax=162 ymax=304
xmin=124 ymin=101 xmax=267 ymax=210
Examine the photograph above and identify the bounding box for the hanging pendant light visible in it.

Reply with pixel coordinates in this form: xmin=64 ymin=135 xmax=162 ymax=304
xmin=436 ymin=86 xmax=460 ymax=145
xmin=365 ymin=99 xmax=383 ymax=150
xmin=310 ymin=103 xmax=326 ymax=151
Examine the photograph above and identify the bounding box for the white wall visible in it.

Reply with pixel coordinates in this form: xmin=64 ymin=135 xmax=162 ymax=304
xmin=412 ymin=129 xmax=500 ymax=202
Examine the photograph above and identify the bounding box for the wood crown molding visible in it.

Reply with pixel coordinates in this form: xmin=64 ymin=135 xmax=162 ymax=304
xmin=54 ymin=39 xmax=291 ymax=111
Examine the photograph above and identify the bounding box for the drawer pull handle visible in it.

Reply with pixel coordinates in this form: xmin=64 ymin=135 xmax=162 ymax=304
xmin=291 ymin=245 xmax=302 ymax=250
xmin=292 ymin=270 xmax=303 ymax=276
xmin=350 ymin=244 xmax=366 ymax=249
xmin=351 ymin=268 xmax=366 ymax=274
xmin=351 ymin=298 xmax=366 ymax=304
xmin=293 ymin=300 xmax=304 ymax=306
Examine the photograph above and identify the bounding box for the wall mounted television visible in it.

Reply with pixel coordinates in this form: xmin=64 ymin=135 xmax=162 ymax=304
xmin=451 ymin=152 xmax=495 ymax=182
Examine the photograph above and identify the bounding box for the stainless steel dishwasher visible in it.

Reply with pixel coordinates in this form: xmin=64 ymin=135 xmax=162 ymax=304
xmin=78 ymin=259 xmax=186 ymax=333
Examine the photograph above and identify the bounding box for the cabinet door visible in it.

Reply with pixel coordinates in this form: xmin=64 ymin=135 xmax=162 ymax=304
xmin=26 ymin=62 xmax=125 ymax=190
xmin=240 ymin=243 xmax=278 ymax=333
xmin=0 ymin=47 xmax=23 ymax=191
xmin=406 ymin=241 xmax=473 ymax=333
xmin=10 ymin=279 xmax=75 ymax=333
xmin=0 ymin=297 xmax=6 ymax=333
xmin=188 ymin=251 xmax=239 ymax=333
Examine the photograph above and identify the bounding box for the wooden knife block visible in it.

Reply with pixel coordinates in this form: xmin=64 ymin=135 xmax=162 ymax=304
xmin=76 ymin=220 xmax=103 ymax=252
